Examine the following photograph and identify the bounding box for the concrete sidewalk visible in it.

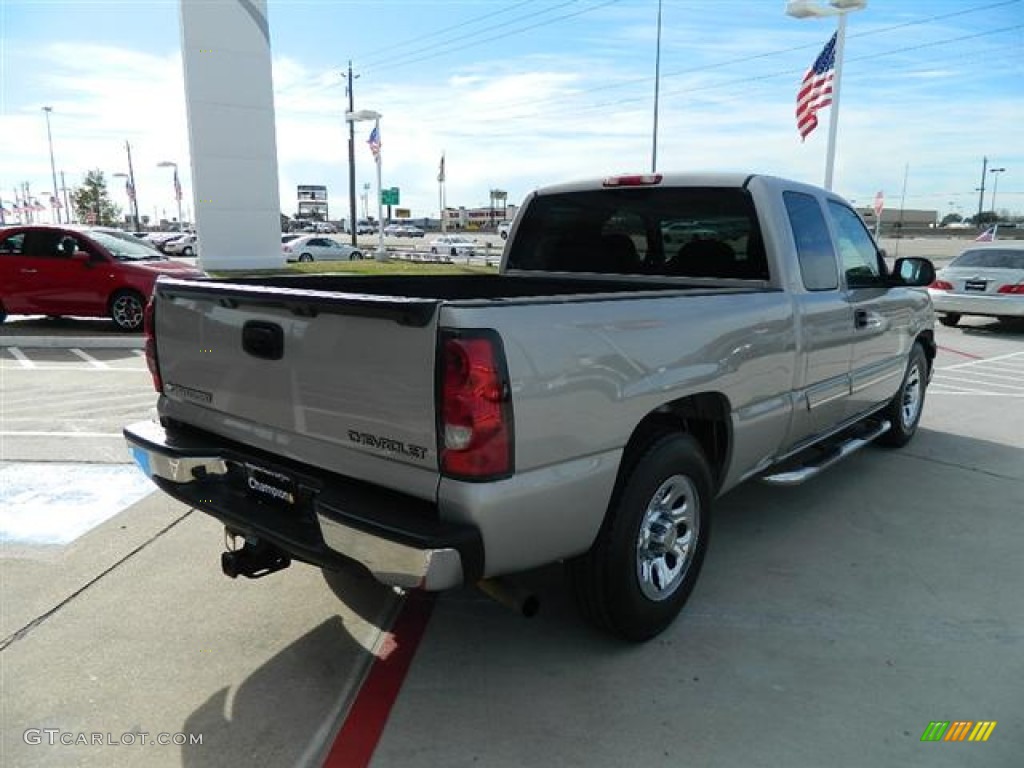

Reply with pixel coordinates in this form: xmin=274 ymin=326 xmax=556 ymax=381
xmin=0 ymin=316 xmax=143 ymax=348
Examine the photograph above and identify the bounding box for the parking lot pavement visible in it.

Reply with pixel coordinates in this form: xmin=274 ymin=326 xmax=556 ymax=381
xmin=2 ymin=494 xmax=400 ymax=768
xmin=369 ymin=321 xmax=1023 ymax=768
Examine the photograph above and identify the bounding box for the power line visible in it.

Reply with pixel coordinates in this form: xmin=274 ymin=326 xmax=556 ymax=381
xmin=362 ymin=0 xmax=622 ymax=76
xmin=355 ymin=0 xmax=542 ymax=68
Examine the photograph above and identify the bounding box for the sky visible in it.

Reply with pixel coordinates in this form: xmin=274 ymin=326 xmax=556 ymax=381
xmin=1 ymin=0 xmax=1021 ymax=226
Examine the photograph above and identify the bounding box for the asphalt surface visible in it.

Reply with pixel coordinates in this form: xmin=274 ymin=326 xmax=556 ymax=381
xmin=2 ymin=237 xmax=1021 ymax=767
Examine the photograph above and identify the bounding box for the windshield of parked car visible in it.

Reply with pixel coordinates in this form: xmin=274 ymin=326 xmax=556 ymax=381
xmin=949 ymin=249 xmax=1024 ymax=270
xmin=89 ymin=230 xmax=164 ymax=260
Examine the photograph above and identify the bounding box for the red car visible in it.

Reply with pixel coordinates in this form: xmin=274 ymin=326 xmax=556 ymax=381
xmin=0 ymin=225 xmax=204 ymax=331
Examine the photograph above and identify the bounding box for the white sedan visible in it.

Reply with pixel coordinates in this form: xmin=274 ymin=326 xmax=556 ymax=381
xmin=163 ymin=234 xmax=198 ymax=256
xmin=430 ymin=235 xmax=476 ymax=258
xmin=283 ymin=236 xmax=363 ymax=262
xmin=928 ymin=243 xmax=1024 ymax=326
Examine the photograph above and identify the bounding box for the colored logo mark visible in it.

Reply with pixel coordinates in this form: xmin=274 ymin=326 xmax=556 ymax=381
xmin=920 ymin=721 xmax=997 ymax=742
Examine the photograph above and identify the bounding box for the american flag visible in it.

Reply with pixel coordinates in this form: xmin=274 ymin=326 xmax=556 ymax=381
xmin=437 ymin=153 xmax=445 ymax=183
xmin=173 ymin=168 xmax=182 ymax=202
xmin=796 ymin=32 xmax=837 ymax=141
xmin=367 ymin=126 xmax=381 ymax=162
xmin=974 ymin=225 xmax=998 ymax=242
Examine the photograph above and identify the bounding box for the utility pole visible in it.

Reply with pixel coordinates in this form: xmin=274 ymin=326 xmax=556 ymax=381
xmin=346 ymin=61 xmax=358 ymax=245
xmin=976 ymin=155 xmax=988 ymax=225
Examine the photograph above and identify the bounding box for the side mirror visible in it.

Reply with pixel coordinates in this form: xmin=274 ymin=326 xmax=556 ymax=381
xmin=891 ymin=257 xmax=935 ymax=287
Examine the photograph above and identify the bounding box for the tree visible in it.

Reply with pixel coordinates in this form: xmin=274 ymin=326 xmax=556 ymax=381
xmin=939 ymin=213 xmax=963 ymax=227
xmin=72 ymin=169 xmax=122 ymax=226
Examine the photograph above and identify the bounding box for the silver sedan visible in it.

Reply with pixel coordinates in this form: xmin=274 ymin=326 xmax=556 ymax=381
xmin=283 ymin=235 xmax=363 ymax=262
xmin=928 ymin=243 xmax=1024 ymax=326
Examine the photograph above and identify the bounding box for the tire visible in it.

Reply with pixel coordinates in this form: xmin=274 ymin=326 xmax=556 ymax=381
xmin=938 ymin=313 xmax=960 ymax=327
xmin=0 ymin=301 xmax=6 ymax=324
xmin=298 ymin=253 xmax=313 ymax=263
xmin=351 ymin=251 xmax=362 ymax=260
xmin=430 ymin=247 xmax=438 ymax=254
xmin=450 ymin=247 xmax=458 ymax=257
xmin=109 ymin=290 xmax=145 ymax=332
xmin=877 ymin=342 xmax=928 ymax=448
xmin=500 ymin=231 xmax=508 ymax=240
xmin=182 ymin=246 xmax=194 ymax=257
xmin=569 ymin=433 xmax=713 ymax=642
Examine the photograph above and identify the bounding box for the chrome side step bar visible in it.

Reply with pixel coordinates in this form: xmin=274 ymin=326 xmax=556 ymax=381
xmin=760 ymin=420 xmax=891 ymax=486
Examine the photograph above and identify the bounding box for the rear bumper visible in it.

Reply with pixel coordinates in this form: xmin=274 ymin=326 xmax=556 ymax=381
xmin=123 ymin=420 xmax=481 ymax=590
xmin=928 ymin=290 xmax=1024 ymax=318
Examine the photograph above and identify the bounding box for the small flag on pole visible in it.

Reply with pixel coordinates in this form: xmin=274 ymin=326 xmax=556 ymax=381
xmin=367 ymin=126 xmax=381 ymax=162
xmin=173 ymin=168 xmax=182 ymax=202
xmin=437 ymin=153 xmax=445 ymax=183
xmin=796 ymin=32 xmax=837 ymax=141
xmin=974 ymin=225 xmax=999 ymax=242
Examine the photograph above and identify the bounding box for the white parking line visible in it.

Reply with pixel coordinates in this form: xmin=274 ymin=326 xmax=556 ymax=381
xmin=939 ymin=351 xmax=1024 ymax=371
xmin=69 ymin=348 xmax=109 ymax=369
xmin=6 ymin=348 xmax=36 ymax=369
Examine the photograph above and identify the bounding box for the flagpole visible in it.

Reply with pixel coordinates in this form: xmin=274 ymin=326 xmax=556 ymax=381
xmin=822 ymin=12 xmax=847 ymax=191
xmin=375 ymin=116 xmax=384 ymax=260
xmin=126 ymin=140 xmax=140 ymax=229
xmin=651 ymin=0 xmax=662 ymax=173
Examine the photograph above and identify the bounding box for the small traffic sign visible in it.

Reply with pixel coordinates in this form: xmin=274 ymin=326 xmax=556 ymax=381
xmin=380 ymin=187 xmax=400 ymax=205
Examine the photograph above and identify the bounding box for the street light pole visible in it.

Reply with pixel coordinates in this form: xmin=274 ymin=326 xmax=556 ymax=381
xmin=346 ymin=109 xmax=385 ymax=260
xmin=786 ymin=0 xmax=867 ymax=191
xmin=346 ymin=61 xmax=358 ymax=246
xmin=42 ymin=107 xmax=61 ymax=223
xmin=989 ymin=167 xmax=1005 ymax=216
xmin=651 ymin=0 xmax=662 ymax=173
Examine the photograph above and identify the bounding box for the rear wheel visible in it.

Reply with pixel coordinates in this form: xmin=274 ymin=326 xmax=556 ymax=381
xmin=938 ymin=313 xmax=960 ymax=327
xmin=298 ymin=253 xmax=313 ymax=262
xmin=351 ymin=251 xmax=363 ymax=260
xmin=878 ymin=343 xmax=928 ymax=448
xmin=109 ymin=290 xmax=145 ymax=332
xmin=182 ymin=245 xmax=194 ymax=257
xmin=430 ymin=247 xmax=438 ymax=254
xmin=569 ymin=433 xmax=712 ymax=642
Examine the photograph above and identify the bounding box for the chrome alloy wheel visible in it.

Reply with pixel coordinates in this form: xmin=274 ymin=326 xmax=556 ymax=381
xmin=111 ymin=293 xmax=144 ymax=331
xmin=635 ymin=474 xmax=700 ymax=601
xmin=900 ymin=360 xmax=923 ymax=429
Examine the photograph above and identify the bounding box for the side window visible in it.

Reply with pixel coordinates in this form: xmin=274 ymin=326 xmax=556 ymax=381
xmin=827 ymin=200 xmax=883 ymax=287
xmin=0 ymin=232 xmax=26 ymax=255
xmin=784 ymin=191 xmax=838 ymax=291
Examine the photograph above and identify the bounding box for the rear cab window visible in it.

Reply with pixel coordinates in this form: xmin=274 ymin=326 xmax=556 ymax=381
xmin=506 ymin=187 xmax=769 ymax=280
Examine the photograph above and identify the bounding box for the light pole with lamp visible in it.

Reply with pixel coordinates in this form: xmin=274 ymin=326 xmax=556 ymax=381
xmin=42 ymin=107 xmax=62 ymax=223
xmin=989 ymin=167 xmax=1005 ymax=216
xmin=157 ymin=161 xmax=184 ymax=230
xmin=786 ymin=0 xmax=867 ymax=191
xmin=346 ymin=109 xmax=385 ymax=260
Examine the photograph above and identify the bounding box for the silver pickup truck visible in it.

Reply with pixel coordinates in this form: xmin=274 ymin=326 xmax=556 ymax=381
xmin=125 ymin=173 xmax=936 ymax=640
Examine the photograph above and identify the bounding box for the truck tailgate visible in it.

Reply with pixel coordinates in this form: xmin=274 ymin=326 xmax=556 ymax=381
xmin=152 ymin=278 xmax=441 ymax=497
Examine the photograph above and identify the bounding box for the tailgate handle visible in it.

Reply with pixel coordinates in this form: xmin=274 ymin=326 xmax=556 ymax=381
xmin=242 ymin=321 xmax=284 ymax=360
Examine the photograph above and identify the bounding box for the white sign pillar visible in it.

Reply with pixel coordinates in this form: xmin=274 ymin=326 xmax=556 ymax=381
xmin=179 ymin=0 xmax=283 ymax=270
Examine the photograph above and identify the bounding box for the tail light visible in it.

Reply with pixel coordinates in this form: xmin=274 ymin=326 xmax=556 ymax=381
xmin=283 ymin=245 xmax=292 ymax=253
xmin=997 ymin=284 xmax=1024 ymax=294
xmin=144 ymin=297 xmax=163 ymax=392
xmin=439 ymin=331 xmax=513 ymax=480
xmin=929 ymin=279 xmax=953 ymax=290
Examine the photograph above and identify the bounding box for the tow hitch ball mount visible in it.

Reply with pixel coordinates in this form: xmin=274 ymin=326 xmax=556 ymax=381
xmin=221 ymin=528 xmax=291 ymax=579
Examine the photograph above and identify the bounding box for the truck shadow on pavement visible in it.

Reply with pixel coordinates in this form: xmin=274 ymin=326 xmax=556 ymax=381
xmin=179 ymin=568 xmax=399 ymax=768
xmin=358 ymin=427 xmax=1022 ymax=767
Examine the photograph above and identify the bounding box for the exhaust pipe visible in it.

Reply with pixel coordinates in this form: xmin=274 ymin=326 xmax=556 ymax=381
xmin=221 ymin=530 xmax=291 ymax=579
xmin=477 ymin=577 xmax=539 ymax=618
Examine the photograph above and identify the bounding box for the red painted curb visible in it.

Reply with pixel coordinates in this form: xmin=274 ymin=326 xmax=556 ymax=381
xmin=937 ymin=345 xmax=984 ymax=360
xmin=322 ymin=593 xmax=436 ymax=768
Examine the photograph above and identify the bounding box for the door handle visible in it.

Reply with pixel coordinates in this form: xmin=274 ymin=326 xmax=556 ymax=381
xmin=855 ymin=309 xmax=882 ymax=329
xmin=20 ymin=268 xmax=38 ymax=274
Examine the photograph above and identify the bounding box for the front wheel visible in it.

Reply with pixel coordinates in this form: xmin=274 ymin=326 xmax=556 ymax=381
xmin=938 ymin=313 xmax=960 ymax=327
xmin=182 ymin=246 xmax=194 ymax=257
xmin=569 ymin=433 xmax=712 ymax=642
xmin=109 ymin=290 xmax=145 ymax=332
xmin=430 ymin=247 xmax=438 ymax=254
xmin=298 ymin=253 xmax=313 ymax=263
xmin=350 ymin=251 xmax=362 ymax=260
xmin=877 ymin=343 xmax=928 ymax=447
